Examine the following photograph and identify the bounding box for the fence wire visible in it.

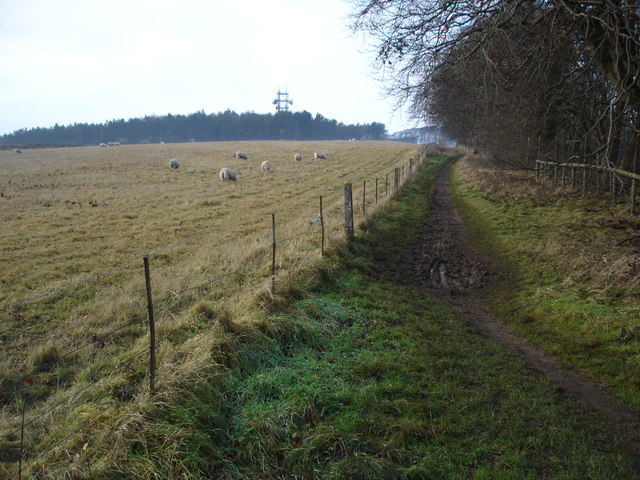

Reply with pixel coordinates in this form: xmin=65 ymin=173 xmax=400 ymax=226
xmin=2 ymin=153 xmax=426 ymax=477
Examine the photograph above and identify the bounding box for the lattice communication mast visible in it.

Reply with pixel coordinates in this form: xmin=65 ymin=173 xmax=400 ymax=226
xmin=273 ymin=89 xmax=293 ymax=113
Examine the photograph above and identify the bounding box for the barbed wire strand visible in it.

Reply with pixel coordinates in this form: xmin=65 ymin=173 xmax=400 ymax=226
xmin=6 ymin=348 xmax=148 ymax=441
xmin=55 ymin=317 xmax=145 ymax=363
xmin=1 ymin=213 xmax=276 ymax=313
xmin=0 ymin=258 xmax=142 ymax=313
xmin=147 ymin=215 xmax=269 ymax=257
xmin=2 ymin=161 xmax=422 ymax=470
xmin=0 ymin=170 xmax=393 ymax=313
xmin=152 ymin=242 xmax=273 ymax=308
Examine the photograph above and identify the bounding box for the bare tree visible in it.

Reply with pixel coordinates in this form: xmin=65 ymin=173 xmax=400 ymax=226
xmin=352 ymin=0 xmax=640 ymax=172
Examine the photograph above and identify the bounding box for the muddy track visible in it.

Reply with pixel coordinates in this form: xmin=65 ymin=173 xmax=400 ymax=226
xmin=383 ymin=160 xmax=640 ymax=452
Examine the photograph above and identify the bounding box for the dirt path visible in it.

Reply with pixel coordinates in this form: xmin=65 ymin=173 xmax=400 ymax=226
xmin=383 ymin=160 xmax=640 ymax=450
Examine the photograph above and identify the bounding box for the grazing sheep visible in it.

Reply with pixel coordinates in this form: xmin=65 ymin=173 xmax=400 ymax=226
xmin=294 ymin=153 xmax=302 ymax=162
xmin=313 ymin=151 xmax=326 ymax=160
xmin=170 ymin=159 xmax=180 ymax=169
xmin=235 ymin=151 xmax=248 ymax=160
xmin=219 ymin=167 xmax=237 ymax=183
xmin=13 ymin=148 xmax=21 ymax=154
xmin=99 ymin=143 xmax=106 ymax=147
xmin=261 ymin=160 xmax=272 ymax=173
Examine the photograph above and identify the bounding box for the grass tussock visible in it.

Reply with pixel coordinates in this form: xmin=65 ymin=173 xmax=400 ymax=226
xmin=29 ymin=342 xmax=62 ymax=371
xmin=453 ymin=153 xmax=640 ymax=409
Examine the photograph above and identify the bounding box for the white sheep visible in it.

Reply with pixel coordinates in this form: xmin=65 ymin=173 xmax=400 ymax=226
xmin=294 ymin=153 xmax=303 ymax=162
xmin=261 ymin=160 xmax=272 ymax=173
xmin=169 ymin=159 xmax=180 ymax=169
xmin=219 ymin=167 xmax=237 ymax=183
xmin=235 ymin=151 xmax=248 ymax=160
xmin=313 ymin=151 xmax=327 ymax=160
xmin=99 ymin=143 xmax=106 ymax=147
xmin=13 ymin=148 xmax=21 ymax=154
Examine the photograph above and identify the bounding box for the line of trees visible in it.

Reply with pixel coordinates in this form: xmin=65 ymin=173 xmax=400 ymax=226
xmin=352 ymin=0 xmax=639 ymax=172
xmin=1 ymin=110 xmax=388 ymax=146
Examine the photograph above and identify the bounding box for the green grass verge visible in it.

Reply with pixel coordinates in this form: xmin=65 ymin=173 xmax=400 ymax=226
xmin=219 ymin=157 xmax=636 ymax=479
xmin=9 ymin=154 xmax=637 ymax=479
xmin=450 ymin=161 xmax=640 ymax=411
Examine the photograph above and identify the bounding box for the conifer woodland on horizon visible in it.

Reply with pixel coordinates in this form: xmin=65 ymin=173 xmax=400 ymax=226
xmin=1 ymin=110 xmax=388 ymax=146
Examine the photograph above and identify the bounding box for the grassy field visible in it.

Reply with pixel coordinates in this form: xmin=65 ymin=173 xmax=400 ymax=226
xmin=451 ymin=154 xmax=640 ymax=411
xmin=3 ymin=149 xmax=637 ymax=478
xmin=0 ymin=140 xmax=419 ymax=476
xmin=0 ymin=141 xmax=415 ymax=304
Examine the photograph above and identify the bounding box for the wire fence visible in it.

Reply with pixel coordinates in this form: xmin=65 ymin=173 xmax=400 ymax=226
xmin=0 ymin=151 xmax=428 ymax=478
xmin=535 ymin=159 xmax=640 ymax=214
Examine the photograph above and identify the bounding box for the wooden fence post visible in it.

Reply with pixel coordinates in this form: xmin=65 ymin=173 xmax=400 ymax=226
xmin=609 ymin=169 xmax=614 ymax=195
xmin=362 ymin=180 xmax=366 ymax=216
xmin=385 ymin=172 xmax=389 ymax=196
xmin=344 ymin=184 xmax=354 ymax=241
xmin=632 ymin=140 xmax=638 ymax=214
xmin=271 ymin=213 xmax=276 ymax=294
xmin=319 ymin=196 xmax=325 ymax=256
xmin=19 ymin=399 xmax=25 ymax=479
xmin=571 ymin=165 xmax=575 ymax=189
xmin=375 ymin=178 xmax=378 ymax=204
xmin=394 ymin=168 xmax=399 ymax=190
xmin=143 ymin=254 xmax=156 ymax=395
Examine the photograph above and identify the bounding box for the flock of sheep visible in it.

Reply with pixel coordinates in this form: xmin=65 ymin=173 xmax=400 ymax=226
xmin=168 ymin=150 xmax=328 ymax=183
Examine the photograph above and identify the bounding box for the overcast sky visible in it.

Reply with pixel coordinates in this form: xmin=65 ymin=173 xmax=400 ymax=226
xmin=0 ymin=0 xmax=419 ymax=137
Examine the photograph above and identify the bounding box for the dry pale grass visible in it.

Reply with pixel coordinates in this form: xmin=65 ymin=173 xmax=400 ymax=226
xmin=0 ymin=140 xmax=420 ymax=475
xmin=454 ymin=153 xmax=640 ymax=298
xmin=0 ymin=140 xmax=416 ymax=350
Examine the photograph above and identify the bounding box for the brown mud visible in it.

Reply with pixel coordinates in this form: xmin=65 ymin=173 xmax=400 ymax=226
xmin=381 ymin=159 xmax=640 ymax=457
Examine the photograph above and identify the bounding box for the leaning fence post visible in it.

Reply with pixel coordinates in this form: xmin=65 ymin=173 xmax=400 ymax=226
xmin=143 ymin=254 xmax=156 ymax=395
xmin=319 ymin=196 xmax=325 ymax=256
xmin=271 ymin=213 xmax=277 ymax=294
xmin=344 ymin=183 xmax=355 ymax=241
